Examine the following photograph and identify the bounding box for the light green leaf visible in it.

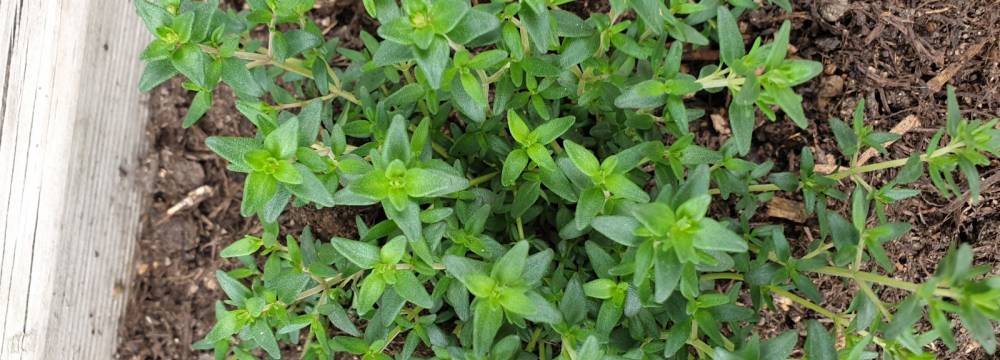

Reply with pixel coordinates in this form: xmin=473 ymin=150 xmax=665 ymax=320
xmin=532 ymin=116 xmax=575 ymax=144
xmin=563 ymin=140 xmax=600 ymax=177
xmin=264 ymin=117 xmax=299 ymax=159
xmin=492 ymin=241 xmax=529 ymax=284
xmin=591 ymin=215 xmax=640 ymax=246
xmin=183 ymin=90 xmax=212 ymax=128
xmin=716 ymin=6 xmax=745 ymax=67
xmin=330 ymin=237 xmax=380 ymax=269
xmin=171 ymin=44 xmax=208 ymax=87
xmin=404 ymin=168 xmax=470 ymax=197
xmin=526 ymin=143 xmax=556 ymax=170
xmin=220 ymin=236 xmax=262 ymax=258
xmin=357 ymin=274 xmax=386 ymax=314
xmin=394 ymin=270 xmax=434 ymax=308
xmin=413 ymin=36 xmax=450 ymax=89
xmin=694 ymin=219 xmax=748 ymax=252
xmin=502 ymin=149 xmax=530 ymax=187
xmin=473 ymin=300 xmax=504 ymax=355
xmin=138 ymin=60 xmax=178 ymax=92
xmin=575 ymin=187 xmax=605 ymax=230
xmin=250 ymin=320 xmax=280 ymax=359
xmin=242 ymin=172 xmax=277 ymax=216
xmin=805 ymin=320 xmax=836 ymax=360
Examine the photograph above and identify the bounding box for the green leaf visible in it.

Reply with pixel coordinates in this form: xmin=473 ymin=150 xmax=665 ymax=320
xmin=830 ymin=117 xmax=858 ymax=157
xmin=583 ymin=279 xmax=617 ymax=299
xmin=761 ymin=331 xmax=798 ymax=360
xmin=357 ymin=274 xmax=386 ymax=314
xmin=134 ymin=0 xmax=172 ymax=34
xmin=575 ymin=187 xmax=605 ymax=230
xmin=521 ymin=57 xmax=561 ymax=77
xmin=216 ymin=270 xmax=251 ymax=305
xmin=138 ymin=60 xmax=178 ymax=92
xmin=220 ymin=236 xmax=262 ymax=258
xmin=805 ymin=320 xmax=836 ymax=360
xmin=716 ymin=6 xmax=745 ymax=67
xmin=413 ymin=36 xmax=450 ymax=89
xmin=373 ymin=40 xmax=414 ymax=66
xmin=729 ymin=103 xmax=755 ymax=156
xmin=473 ymin=300 xmax=504 ymax=355
xmin=222 ymin=57 xmax=263 ymax=97
xmin=467 ymin=273 xmax=497 ymax=298
xmin=519 ymin=4 xmax=551 ymax=53
xmin=330 ymin=237 xmax=380 ymax=269
xmin=492 ymin=241 xmax=529 ymax=284
xmin=198 ymin=303 xmax=243 ymax=344
xmin=766 ymin=21 xmax=791 ymax=70
xmin=695 ymin=219 xmax=748 ymax=252
xmin=383 ymin=115 xmax=411 ymax=162
xmin=283 ymin=30 xmax=323 ymax=58
xmin=394 ymin=270 xmax=434 ymax=308
xmin=250 ymin=320 xmax=280 ymax=359
xmin=883 ymin=296 xmax=921 ymax=339
xmin=564 ymin=140 xmax=600 ymax=177
xmin=443 ymin=255 xmax=489 ymax=289
xmin=430 ymin=0 xmax=469 ymax=34
xmin=206 ymin=136 xmax=262 ymax=170
xmin=615 ymin=80 xmax=666 ymax=109
xmin=448 ymin=9 xmax=500 ymax=44
xmin=532 ymin=116 xmax=575 ymax=144
xmin=502 ymin=149 xmax=530 ymax=186
xmin=171 ymin=44 xmax=208 ymax=87
xmin=508 ymin=110 xmax=532 ymax=145
xmin=405 ymin=168 xmax=470 ymax=197
xmin=459 ymin=71 xmax=487 ymax=108
xmin=631 ymin=0 xmax=664 ymax=35
xmin=591 ymin=215 xmax=640 ymax=246
xmin=183 ymin=90 xmax=212 ymax=128
xmin=526 ymin=143 xmax=556 ymax=171
xmin=498 ymin=287 xmax=535 ymax=315
xmin=771 ymin=86 xmax=807 ymax=128
xmin=958 ymin=305 xmax=997 ymax=354
xmin=380 ymin=235 xmax=407 ymax=264
xmin=654 ymin=251 xmax=682 ymax=302
xmin=605 ymin=173 xmax=649 ymax=202
xmin=946 ymin=85 xmax=960 ymax=135
xmin=264 ymin=117 xmax=299 ymax=159
xmin=242 ymin=172 xmax=277 ymax=216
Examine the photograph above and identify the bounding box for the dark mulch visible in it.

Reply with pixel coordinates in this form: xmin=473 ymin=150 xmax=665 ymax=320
xmin=115 ymin=0 xmax=999 ymax=359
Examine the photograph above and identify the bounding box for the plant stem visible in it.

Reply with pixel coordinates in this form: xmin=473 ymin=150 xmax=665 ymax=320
xmin=708 ymin=141 xmax=966 ymax=195
xmin=768 ymin=286 xmax=849 ymax=325
xmin=808 ymin=266 xmax=959 ymax=298
xmin=469 ymin=171 xmax=498 ymax=187
xmin=687 ymin=338 xmax=716 ymax=359
xmin=516 ymin=217 xmax=526 ymax=240
xmin=701 ymin=272 xmax=743 ymax=282
xmin=201 ymin=46 xmax=362 ymax=105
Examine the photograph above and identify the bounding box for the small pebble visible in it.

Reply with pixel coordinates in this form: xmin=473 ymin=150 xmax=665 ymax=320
xmin=820 ymin=0 xmax=851 ymax=22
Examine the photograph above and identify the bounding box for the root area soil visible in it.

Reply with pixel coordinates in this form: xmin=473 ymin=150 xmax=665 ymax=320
xmin=116 ymin=0 xmax=1000 ymax=359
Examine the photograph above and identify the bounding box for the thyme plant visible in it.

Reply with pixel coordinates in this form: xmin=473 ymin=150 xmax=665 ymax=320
xmin=134 ymin=0 xmax=1000 ymax=359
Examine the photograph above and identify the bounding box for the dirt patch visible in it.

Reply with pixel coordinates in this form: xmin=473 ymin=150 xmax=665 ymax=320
xmin=116 ymin=0 xmax=999 ymax=359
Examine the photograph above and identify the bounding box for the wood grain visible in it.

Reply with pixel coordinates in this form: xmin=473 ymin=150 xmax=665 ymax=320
xmin=0 ymin=0 xmax=149 ymax=359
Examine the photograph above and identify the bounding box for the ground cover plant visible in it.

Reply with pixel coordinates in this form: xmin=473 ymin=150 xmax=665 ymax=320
xmin=133 ymin=0 xmax=1000 ymax=358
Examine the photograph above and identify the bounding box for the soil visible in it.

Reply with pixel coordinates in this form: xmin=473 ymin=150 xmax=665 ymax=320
xmin=115 ymin=0 xmax=1000 ymax=359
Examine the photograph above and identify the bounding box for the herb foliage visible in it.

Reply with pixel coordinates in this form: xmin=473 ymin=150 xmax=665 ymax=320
xmin=135 ymin=0 xmax=1000 ymax=358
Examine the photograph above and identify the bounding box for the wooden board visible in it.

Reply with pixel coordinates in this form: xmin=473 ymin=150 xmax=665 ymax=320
xmin=0 ymin=0 xmax=149 ymax=358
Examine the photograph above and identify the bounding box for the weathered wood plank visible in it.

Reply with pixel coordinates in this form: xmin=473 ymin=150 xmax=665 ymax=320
xmin=0 ymin=0 xmax=149 ymax=359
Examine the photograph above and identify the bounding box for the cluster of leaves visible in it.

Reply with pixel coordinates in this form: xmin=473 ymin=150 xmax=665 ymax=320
xmin=134 ymin=0 xmax=1000 ymax=359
